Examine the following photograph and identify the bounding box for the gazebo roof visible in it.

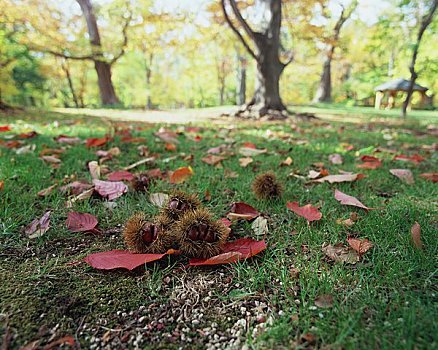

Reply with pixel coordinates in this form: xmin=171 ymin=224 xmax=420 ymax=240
xmin=375 ymin=78 xmax=428 ymax=92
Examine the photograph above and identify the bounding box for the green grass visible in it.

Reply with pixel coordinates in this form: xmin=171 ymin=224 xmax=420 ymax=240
xmin=0 ymin=109 xmax=437 ymax=349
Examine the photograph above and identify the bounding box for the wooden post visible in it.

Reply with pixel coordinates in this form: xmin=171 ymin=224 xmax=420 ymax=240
xmin=387 ymin=90 xmax=396 ymax=109
xmin=375 ymin=91 xmax=383 ymax=109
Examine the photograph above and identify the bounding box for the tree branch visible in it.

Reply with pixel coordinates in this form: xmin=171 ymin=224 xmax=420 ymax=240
xmin=228 ymin=0 xmax=257 ymax=42
xmin=30 ymin=46 xmax=94 ymax=61
xmin=110 ymin=8 xmax=132 ymax=65
xmin=221 ymin=0 xmax=257 ymax=60
xmin=282 ymin=51 xmax=294 ymax=67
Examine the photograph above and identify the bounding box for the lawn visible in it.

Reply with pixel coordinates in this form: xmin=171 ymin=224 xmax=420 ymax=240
xmin=0 ymin=109 xmax=437 ymax=349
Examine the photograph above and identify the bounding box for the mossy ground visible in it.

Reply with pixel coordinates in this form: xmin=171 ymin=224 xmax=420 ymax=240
xmin=0 ymin=108 xmax=437 ymax=349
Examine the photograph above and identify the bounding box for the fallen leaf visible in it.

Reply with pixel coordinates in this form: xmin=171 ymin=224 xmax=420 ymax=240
xmin=251 ymin=216 xmax=268 ymax=236
xmin=347 ymin=238 xmax=373 ymax=255
xmin=0 ymin=125 xmax=11 ymax=132
xmin=154 ymin=131 xmax=179 ymax=144
xmin=239 ymin=147 xmax=267 ymax=157
xmin=169 ymin=166 xmax=193 ymax=184
xmin=419 ymin=173 xmax=438 ymax=183
xmin=150 ymin=193 xmax=169 ymax=208
xmin=54 ymin=135 xmax=81 ymax=144
xmin=239 ymin=157 xmax=253 ymax=167
xmin=315 ymin=294 xmax=334 ymax=308
xmin=313 ymin=173 xmax=364 ymax=183
xmin=93 ymin=179 xmax=128 ymax=200
xmin=287 ymin=202 xmax=322 ymax=222
xmin=107 ymin=170 xmax=135 ymax=181
xmin=224 ymin=169 xmax=239 ymax=178
xmin=88 ymin=161 xmax=101 ymax=180
xmin=394 ymin=154 xmax=424 ymax=164
xmin=0 ymin=180 xmax=4 ymax=191
xmin=60 ymin=181 xmax=93 ymax=196
xmin=389 ymin=169 xmax=414 ymax=184
xmin=322 ymin=242 xmax=359 ymax=264
xmin=208 ymin=144 xmax=228 ymax=154
xmin=66 ymin=212 xmax=98 ymax=233
xmin=411 ymin=222 xmax=423 ymax=249
xmin=43 ymin=335 xmax=76 ymax=350
xmin=121 ymin=136 xmax=147 ymax=143
xmin=280 ymin=156 xmax=293 ymax=166
xmin=242 ymin=142 xmax=256 ymax=149
xmin=357 ymin=158 xmax=382 ymax=169
xmin=83 ymin=250 xmax=171 ymax=270
xmin=86 ymin=136 xmax=111 ymax=148
xmin=66 ymin=188 xmax=94 ymax=208
xmin=40 ymin=155 xmax=61 ymax=164
xmin=334 ymin=189 xmax=372 ymax=210
xmin=17 ymin=131 xmax=38 ymax=139
xmin=24 ymin=211 xmax=51 ymax=239
xmin=37 ymin=184 xmax=57 ymax=197
xmin=4 ymin=140 xmax=24 ymax=149
xmin=165 ymin=143 xmax=177 ymax=151
xmin=329 ymin=154 xmax=343 ymax=165
xmin=189 ymin=238 xmax=267 ymax=265
xmin=15 ymin=144 xmax=36 ymax=155
xmin=146 ymin=168 xmax=164 ymax=179
xmin=202 ymin=155 xmax=226 ymax=165
xmin=227 ymin=202 xmax=260 ymax=220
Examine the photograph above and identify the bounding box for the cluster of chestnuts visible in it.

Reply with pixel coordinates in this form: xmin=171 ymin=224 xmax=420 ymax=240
xmin=123 ymin=171 xmax=283 ymax=259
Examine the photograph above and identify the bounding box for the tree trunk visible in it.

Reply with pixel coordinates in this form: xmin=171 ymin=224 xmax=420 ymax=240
xmin=236 ymin=56 xmax=246 ymax=105
xmin=313 ymin=54 xmax=332 ymax=103
xmin=222 ymin=0 xmax=289 ymax=119
xmin=76 ymin=0 xmax=120 ymax=106
xmin=145 ymin=52 xmax=153 ymax=109
xmin=61 ymin=60 xmax=79 ymax=108
xmin=402 ymin=0 xmax=437 ymax=118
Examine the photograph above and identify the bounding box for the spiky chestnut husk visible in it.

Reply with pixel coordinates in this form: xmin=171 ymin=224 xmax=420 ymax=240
xmin=161 ymin=190 xmax=201 ymax=222
xmin=251 ymin=171 xmax=283 ymax=200
xmin=123 ymin=213 xmax=172 ymax=253
xmin=174 ymin=208 xmax=230 ymax=259
xmin=131 ymin=173 xmax=151 ymax=192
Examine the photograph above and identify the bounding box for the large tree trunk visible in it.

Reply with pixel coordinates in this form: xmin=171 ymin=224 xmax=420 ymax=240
xmin=313 ymin=54 xmax=332 ymax=103
xmin=76 ymin=0 xmax=120 ymax=106
xmin=236 ymin=55 xmax=246 ymax=105
xmin=222 ymin=0 xmax=291 ymax=119
xmin=402 ymin=0 xmax=437 ymax=118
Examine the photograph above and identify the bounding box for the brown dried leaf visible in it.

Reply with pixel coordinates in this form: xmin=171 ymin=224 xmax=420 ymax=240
xmin=322 ymin=243 xmax=359 ymax=264
xmin=411 ymin=222 xmax=423 ymax=249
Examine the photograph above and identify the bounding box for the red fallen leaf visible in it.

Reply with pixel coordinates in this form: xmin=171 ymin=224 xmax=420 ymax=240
xmin=189 ymin=238 xmax=267 ymax=265
xmin=360 ymin=155 xmax=380 ymax=162
xmin=86 ymin=136 xmax=111 ymax=148
xmin=147 ymin=168 xmax=164 ymax=179
xmin=193 ymin=135 xmax=202 ymax=142
xmin=93 ymin=179 xmax=128 ymax=200
xmin=54 ymin=134 xmax=81 ymax=144
xmin=43 ymin=335 xmax=76 ymax=350
xmin=107 ymin=170 xmax=135 ymax=181
xmin=24 ymin=211 xmax=51 ymax=239
xmin=389 ymin=169 xmax=414 ymax=184
xmin=394 ymin=154 xmax=425 ymax=164
xmin=169 ymin=166 xmax=193 ymax=184
xmin=411 ymin=222 xmax=423 ymax=249
xmin=286 ymin=202 xmax=322 ymax=222
xmin=17 ymin=131 xmax=38 ymax=139
xmin=121 ymin=136 xmax=147 ymax=143
xmin=185 ymin=126 xmax=201 ymax=133
xmin=0 ymin=180 xmax=4 ymax=191
xmin=227 ymin=202 xmax=260 ymax=220
xmin=357 ymin=155 xmax=382 ymax=169
xmin=0 ymin=125 xmax=11 ymax=132
xmin=155 ymin=131 xmax=179 ymax=144
xmin=347 ymin=238 xmax=373 ymax=255
xmin=312 ymin=173 xmax=365 ymax=183
xmin=202 ymin=155 xmax=226 ymax=165
xmin=4 ymin=140 xmax=24 ymax=148
xmin=242 ymin=142 xmax=256 ymax=149
xmin=84 ymin=250 xmax=172 ymax=270
xmin=66 ymin=212 xmax=98 ymax=233
xmin=420 ymin=173 xmax=438 ymax=183
xmin=165 ymin=143 xmax=177 ymax=151
xmin=334 ymin=189 xmax=372 ymax=210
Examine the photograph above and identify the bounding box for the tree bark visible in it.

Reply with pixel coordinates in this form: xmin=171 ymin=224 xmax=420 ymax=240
xmin=313 ymin=1 xmax=357 ymax=103
xmin=61 ymin=59 xmax=79 ymax=108
xmin=402 ymin=0 xmax=437 ymax=118
xmin=236 ymin=55 xmax=246 ymax=105
xmin=76 ymin=0 xmax=120 ymax=106
xmin=222 ymin=0 xmax=291 ymax=119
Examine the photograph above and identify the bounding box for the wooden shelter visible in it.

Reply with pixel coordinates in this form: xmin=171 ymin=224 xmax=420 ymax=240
xmin=374 ymin=78 xmax=428 ymax=109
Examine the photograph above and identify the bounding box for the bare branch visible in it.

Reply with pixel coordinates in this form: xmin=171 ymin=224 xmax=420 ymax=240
xmin=221 ymin=0 xmax=257 ymax=60
xmin=110 ymin=8 xmax=132 ymax=65
xmin=30 ymin=46 xmax=94 ymax=61
xmin=228 ymin=0 xmax=257 ymax=42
